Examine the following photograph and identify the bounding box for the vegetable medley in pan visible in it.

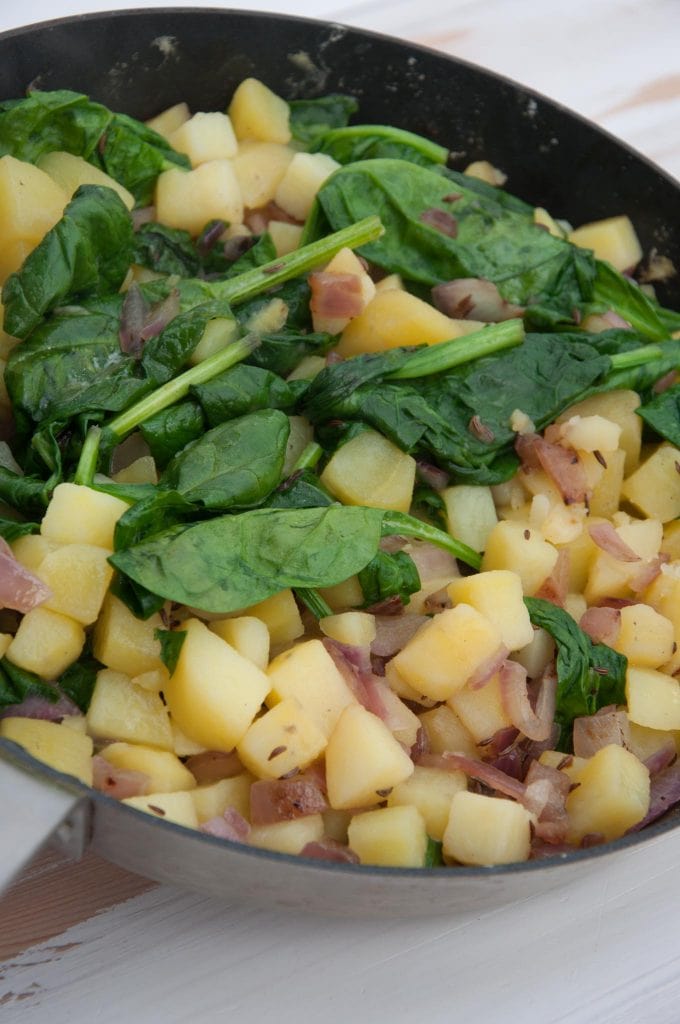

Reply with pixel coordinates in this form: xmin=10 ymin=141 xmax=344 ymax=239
xmin=1 ymin=77 xmax=680 ymax=869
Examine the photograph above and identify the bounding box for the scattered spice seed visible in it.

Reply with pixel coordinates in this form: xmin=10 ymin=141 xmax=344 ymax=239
xmin=268 ymin=745 xmax=287 ymax=761
xmin=593 ymin=450 xmax=607 ymax=469
xmin=375 ymin=787 xmax=393 ymax=797
xmin=279 ymin=767 xmax=300 ymax=780
xmin=524 ymin=529 xmax=531 ymax=540
xmin=148 ymin=804 xmax=166 ymax=815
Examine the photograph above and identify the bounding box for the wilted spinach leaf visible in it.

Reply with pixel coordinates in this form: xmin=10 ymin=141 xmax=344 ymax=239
xmin=358 ymin=550 xmax=421 ymax=607
xmin=139 ymin=400 xmax=206 ymax=468
xmin=58 ymin=658 xmax=100 ymax=712
xmin=638 ymin=384 xmax=680 ymax=446
xmin=155 ymin=628 xmax=186 ymax=674
xmin=289 ymin=93 xmax=358 ymax=147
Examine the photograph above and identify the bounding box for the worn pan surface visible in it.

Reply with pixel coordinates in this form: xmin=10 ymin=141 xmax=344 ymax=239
xmin=1 ymin=7 xmax=679 ymax=916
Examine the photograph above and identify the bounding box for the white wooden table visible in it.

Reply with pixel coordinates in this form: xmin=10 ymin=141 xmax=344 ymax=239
xmin=1 ymin=1 xmax=680 ymax=1020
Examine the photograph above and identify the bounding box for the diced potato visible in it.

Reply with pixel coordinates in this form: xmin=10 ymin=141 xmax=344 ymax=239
xmin=320 ymin=611 xmax=376 ymax=648
xmin=448 ymin=673 xmax=513 ymax=744
xmin=557 ymin=390 xmax=641 ymax=475
xmin=146 ymin=101 xmax=191 ymax=139
xmin=626 ymin=720 xmax=680 ymax=762
xmin=320 ymin=429 xmax=416 ymax=513
xmin=37 ymin=150 xmax=134 ymax=210
xmin=626 ymin=666 xmax=680 ymax=730
xmin=170 ymin=720 xmax=206 ymax=757
xmin=209 ymin=616 xmax=270 ymax=671
xmin=237 ymin=698 xmax=326 ymax=780
xmin=464 ymin=160 xmax=506 ymax=186
xmin=559 ymin=414 xmax=621 ymax=453
xmin=228 ymin=78 xmax=291 ymax=144
xmin=323 ymin=809 xmax=351 ymax=843
xmin=447 ymin=570 xmax=534 ymax=651
xmin=0 ymin=718 xmax=93 ymax=785
xmin=232 ymin=140 xmax=294 ymax=209
xmin=662 ymin=520 xmax=680 ymax=562
xmin=287 ymin=354 xmax=326 ymax=382
xmin=60 ymin=714 xmax=87 ymax=734
xmin=348 ymin=805 xmax=428 ymax=867
xmin=93 ymin=593 xmax=166 ymax=677
xmin=123 ymin=791 xmax=198 ymax=829
xmin=613 ymin=604 xmax=675 ymax=668
xmin=585 ymin=518 xmax=663 ymax=604
xmin=266 ymin=639 xmax=357 ymax=737
xmin=392 ymin=604 xmax=503 ymax=701
xmin=164 ymin=619 xmax=270 ymax=751
xmin=481 ymin=521 xmax=559 ymax=596
xmin=374 ymin=273 xmax=404 ymax=293
xmin=155 ymin=161 xmax=243 ymax=236
xmin=325 ymin=704 xmax=414 ymax=810
xmin=586 ymin=448 xmax=626 ymax=520
xmin=7 ymin=607 xmax=84 ymax=679
xmin=87 ymin=669 xmax=173 ymax=750
xmin=268 ymin=220 xmax=303 ymax=257
xmin=319 ymin=575 xmax=364 ymax=612
xmin=274 ymin=152 xmax=339 ymax=220
xmin=387 ymin=765 xmax=467 ymax=841
xmin=112 ymin=455 xmax=158 ymax=486
xmin=442 ymin=485 xmax=498 ymax=554
xmin=0 ymin=155 xmax=67 ymax=282
xmin=191 ymin=774 xmax=253 ymax=824
xmin=377 ymin=686 xmax=422 ymax=749
xmin=41 ymin=483 xmax=128 ymax=548
xmin=168 ymin=111 xmax=238 ymax=166
xmin=538 ymin=749 xmax=586 ymax=782
xmin=336 ymin=289 xmax=485 ymax=358
xmin=37 ymin=543 xmax=113 ymax=625
xmin=564 ymin=593 xmax=588 ymax=622
xmin=250 ymin=815 xmax=324 ymax=855
xmin=533 ymin=207 xmax=564 ymax=237
xmin=0 ymin=633 xmax=11 ymax=659
xmin=443 ymin=790 xmax=532 ymax=866
xmin=282 ymin=415 xmax=315 ymax=477
xmin=565 ymin=744 xmax=650 ymax=842
xmin=311 ymin=246 xmax=376 ymax=335
xmin=188 ymin=316 xmax=239 ymax=365
xmin=406 ymin=574 xmax=460 ymax=616
xmin=621 ymin=444 xmax=680 ymax=523
xmin=237 ymin=589 xmax=304 ymax=647
xmin=10 ymin=534 xmax=59 ymax=572
xmin=569 ymin=215 xmax=643 ymax=272
xmin=100 ymin=743 xmax=196 ymax=793
xmin=244 ymin=296 xmax=288 ymax=335
xmin=418 ymin=705 xmax=479 ymax=759
xmin=384 ymin=660 xmax=437 ymax=708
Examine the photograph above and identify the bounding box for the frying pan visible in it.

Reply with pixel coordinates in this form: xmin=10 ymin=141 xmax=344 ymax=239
xmin=1 ymin=7 xmax=679 ymax=917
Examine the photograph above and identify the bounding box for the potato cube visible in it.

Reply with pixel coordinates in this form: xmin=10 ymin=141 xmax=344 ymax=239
xmin=443 ymin=790 xmax=532 ymax=865
xmin=170 ymin=720 xmax=206 ymax=757
xmin=100 ymin=743 xmax=196 ymax=793
xmin=311 ymin=246 xmax=376 ymax=335
xmin=626 ymin=666 xmax=680 ymax=730
xmin=559 ymin=414 xmax=621 ymax=453
xmin=188 ymin=317 xmax=239 ymax=365
xmin=268 ymin=220 xmax=303 ymax=257
xmin=626 ymin=720 xmax=680 ymax=763
xmin=228 ymin=78 xmax=291 ymax=144
xmin=392 ymin=604 xmax=503 ymax=701
xmin=442 ymin=485 xmax=498 ymax=554
xmin=336 ymin=289 xmax=484 ymax=358
xmin=557 ymin=390 xmax=641 ymax=475
xmin=662 ymin=520 xmax=680 ymax=561
xmin=41 ymin=483 xmax=129 ymax=548
xmin=348 ymin=805 xmax=428 ymax=867
xmin=37 ymin=150 xmax=134 ymax=210
xmin=586 ymin=448 xmax=626 ymax=520
xmin=238 ymin=589 xmax=303 ymax=647
xmin=613 ymin=604 xmax=675 ymax=668
xmin=155 ymin=161 xmax=243 ymax=236
xmin=325 ymin=704 xmax=414 ymax=810
xmin=320 ymin=428 xmax=416 ymax=513
xmin=387 ymin=765 xmax=467 ymax=841
xmin=565 ymin=744 xmax=649 ymax=842
xmin=10 ymin=533 xmax=59 ymax=571
xmin=168 ymin=112 xmax=238 ymax=166
xmin=37 ymin=543 xmax=113 ymax=625
xmin=538 ymin=749 xmax=586 ymax=782
xmin=112 ymin=455 xmax=158 ymax=486
xmin=250 ymin=815 xmax=324 ymax=855
xmin=464 ymin=160 xmax=506 ymax=186
xmin=448 ymin=673 xmax=513 ymax=744
xmin=384 ymin=660 xmax=438 ymax=707
xmin=191 ymin=774 xmax=253 ymax=824
xmin=274 ymin=152 xmax=340 ymax=221
xmin=569 ymin=215 xmax=642 ymax=272
xmin=237 ymin=698 xmax=326 ymax=780
xmin=0 ymin=718 xmax=93 ymax=785
xmin=164 ymin=619 xmax=270 ymax=751
xmin=87 ymin=669 xmax=173 ymax=750
xmin=585 ymin=518 xmax=663 ymax=604
xmin=7 ymin=607 xmax=84 ymax=679
xmin=266 ymin=638 xmax=357 ymax=737
xmin=418 ymin=705 xmax=479 ymax=759
xmin=0 ymin=155 xmax=67 ymax=281
xmin=621 ymin=445 xmax=680 ymax=523
xmin=320 ymin=611 xmax=376 ymax=648
xmin=319 ymin=575 xmax=364 ymax=611
xmin=0 ymin=633 xmax=11 ymax=659
xmin=481 ymin=521 xmax=558 ymax=596
xmin=447 ymin=570 xmax=533 ymax=651
xmin=146 ymin=101 xmax=190 ymax=139
xmin=209 ymin=615 xmax=270 ymax=671
xmin=123 ymin=791 xmax=198 ymax=829
xmin=232 ymin=140 xmax=294 ymax=209
xmin=93 ymin=593 xmax=166 ymax=677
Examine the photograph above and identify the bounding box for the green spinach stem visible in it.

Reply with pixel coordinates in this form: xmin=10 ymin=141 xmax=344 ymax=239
xmin=381 ymin=510 xmax=482 ymax=570
xmin=315 ymin=125 xmax=448 ymax=165
xmin=609 ymin=344 xmax=666 ymax=371
xmin=295 ymin=587 xmax=334 ymax=620
xmin=74 ymin=426 xmax=101 ymax=486
xmin=292 ymin=442 xmax=323 ymax=472
xmin=387 ymin=319 xmax=525 ymax=380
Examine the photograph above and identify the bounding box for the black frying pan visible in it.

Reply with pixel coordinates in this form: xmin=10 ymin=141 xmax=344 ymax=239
xmin=1 ymin=7 xmax=679 ymax=916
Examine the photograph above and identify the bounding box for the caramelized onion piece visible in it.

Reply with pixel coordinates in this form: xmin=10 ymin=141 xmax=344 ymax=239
xmin=309 ymin=272 xmax=363 ymax=319
xmin=499 ymin=661 xmax=556 ymax=743
xmin=588 ymin=522 xmax=640 ymax=562
xmin=0 ymin=537 xmax=52 ymax=613
xmin=249 ymin=777 xmax=327 ymax=826
xmin=579 ymin=606 xmax=621 ymax=646
xmin=432 ymin=277 xmax=524 ymax=322
xmin=92 ymin=755 xmax=151 ymax=800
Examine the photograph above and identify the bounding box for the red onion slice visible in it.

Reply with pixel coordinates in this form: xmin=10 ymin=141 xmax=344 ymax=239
xmin=535 ymin=549 xmax=570 ymax=608
xmin=0 ymin=692 xmax=80 ymax=722
xmin=201 ymin=807 xmax=251 ymax=843
xmin=417 ymin=751 xmax=527 ymax=801
xmin=0 ymin=538 xmax=52 ymax=613
xmin=249 ymin=777 xmax=327 ymax=826
xmin=186 ymin=750 xmax=244 ymax=784
xmin=371 ymin=614 xmax=428 ymax=658
xmin=579 ymin=606 xmax=621 ymax=646
xmin=499 ymin=660 xmax=556 ymax=743
xmin=588 ymin=522 xmax=640 ymax=562
xmin=92 ymin=755 xmax=151 ymax=799
xmin=516 ymin=432 xmax=588 ymax=505
xmin=432 ymin=278 xmax=524 ymax=322
xmin=309 ymin=271 xmax=364 ymax=319
xmin=467 ymin=644 xmax=509 ymax=690
xmin=644 ymin=742 xmax=676 ymax=776
xmin=572 ymin=708 xmax=630 ymax=758
xmin=301 ymin=839 xmax=360 ymax=863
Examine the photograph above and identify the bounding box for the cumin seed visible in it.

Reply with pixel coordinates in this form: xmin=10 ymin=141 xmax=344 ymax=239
xmin=268 ymin=745 xmax=287 ymax=761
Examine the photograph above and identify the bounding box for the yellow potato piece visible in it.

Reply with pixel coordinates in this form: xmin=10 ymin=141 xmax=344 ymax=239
xmin=320 ymin=428 xmax=416 ymax=513
xmin=0 ymin=718 xmax=93 ymax=785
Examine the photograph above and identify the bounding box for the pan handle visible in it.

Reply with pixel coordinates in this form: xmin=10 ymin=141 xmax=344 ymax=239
xmin=0 ymin=743 xmax=90 ymax=893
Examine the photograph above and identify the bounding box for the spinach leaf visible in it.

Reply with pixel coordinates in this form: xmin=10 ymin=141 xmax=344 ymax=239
xmin=524 ymin=596 xmax=627 ymax=750
xmin=132 ymin=222 xmax=201 ymax=277
xmin=5 ymin=311 xmax=148 ymax=426
xmin=220 ymin=233 xmax=277 ymax=278
xmin=0 ymin=469 xmax=52 ymax=515
xmin=591 ymin=260 xmax=668 ymax=341
xmin=315 ymin=125 xmax=448 ymax=167
xmin=638 ymin=384 xmax=680 ymax=446
xmin=155 ymin=629 xmax=186 ymax=674
xmin=110 ymin=572 xmax=166 ymax=620
xmin=265 ymin=468 xmax=334 ymax=510
xmin=0 ymin=658 xmax=59 ymax=711
xmin=440 ymin=168 xmax=533 ymax=214
xmin=110 ymin=505 xmax=387 ymax=613
xmin=0 ymin=517 xmax=39 ymax=542
xmin=192 ymin=364 xmax=303 ymax=426
xmin=159 ymin=409 xmax=290 ymax=509
xmin=99 ymin=112 xmax=189 ymax=205
xmin=113 ymin=490 xmax=198 ymax=552
xmin=139 ymin=400 xmax=206 ymax=468
xmin=309 ymin=159 xmax=596 ymax=323
xmin=141 ymin=298 xmax=237 ymax=385
xmin=58 ymin=658 xmax=100 ymax=712
xmin=235 ymin=277 xmax=314 ymax=337
xmin=2 ymin=185 xmax=134 ymax=339
xmin=245 ymin=330 xmax=334 ymax=378
xmin=289 ymin=94 xmax=358 ymax=148
xmin=358 ymin=550 xmax=421 ymax=607
xmin=0 ymin=89 xmax=109 ymax=163
xmin=424 ymin=837 xmax=444 ymax=867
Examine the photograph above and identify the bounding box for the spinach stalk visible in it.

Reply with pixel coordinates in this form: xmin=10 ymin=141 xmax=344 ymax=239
xmin=381 ymin=511 xmax=482 ymax=570
xmin=295 ymin=588 xmax=334 ymax=619
xmin=293 ymin=442 xmax=323 ymax=472
xmin=74 ymin=426 xmax=101 ymax=486
xmin=386 ymin=320 xmax=524 ymax=380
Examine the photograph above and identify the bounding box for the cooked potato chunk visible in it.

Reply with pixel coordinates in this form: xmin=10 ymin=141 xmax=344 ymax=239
xmin=569 ymin=215 xmax=642 ymax=272
xmin=447 ymin=570 xmax=534 ymax=651
xmin=0 ymin=718 xmax=93 ymax=785
xmin=0 ymin=155 xmax=67 ymax=282
xmin=237 ymin=697 xmax=327 ymax=779
xmin=626 ymin=666 xmax=680 ymax=730
xmin=41 ymin=483 xmax=128 ymax=548
xmin=266 ymin=639 xmax=357 ymax=737
xmin=123 ymin=791 xmax=198 ymax=828
xmin=621 ymin=445 xmax=680 ymax=523
xmin=232 ymin=140 xmax=294 ymax=209
xmin=155 ymin=161 xmax=243 ymax=235
xmin=565 ymin=744 xmax=650 ymax=842
xmin=387 ymin=765 xmax=467 ymax=841
xmin=481 ymin=521 xmax=559 ymax=595
xmin=320 ymin=429 xmax=416 ymax=513
xmin=228 ymin=78 xmax=291 ymax=144
xmin=250 ymin=815 xmax=324 ymax=855
xmin=37 ymin=150 xmax=134 ymax=209
xmin=191 ymin=774 xmax=253 ymax=824
xmin=37 ymin=543 xmax=113 ymax=625
xmin=100 ymin=743 xmax=196 ymax=793
xmin=168 ymin=111 xmax=238 ymax=165
xmin=209 ymin=615 xmax=270 ymax=671
xmin=7 ymin=607 xmax=85 ymax=679
xmin=442 ymin=485 xmax=498 ymax=554
xmin=87 ymin=669 xmax=173 ymax=750
xmin=325 ymin=704 xmax=414 ymax=810
xmin=93 ymin=593 xmax=167 ymax=677
xmin=274 ymin=152 xmax=340 ymax=220
xmin=348 ymin=805 xmax=428 ymax=867
xmin=613 ymin=604 xmax=675 ymax=668
xmin=443 ymin=790 xmax=532 ymax=866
